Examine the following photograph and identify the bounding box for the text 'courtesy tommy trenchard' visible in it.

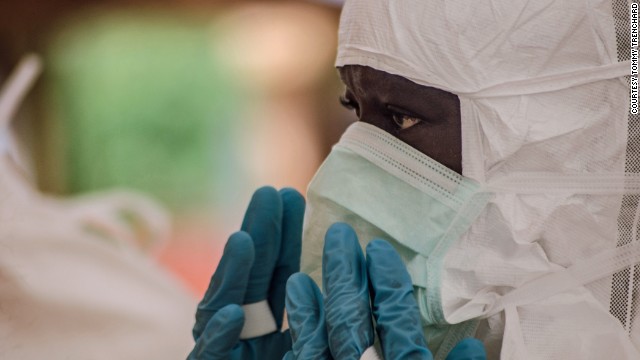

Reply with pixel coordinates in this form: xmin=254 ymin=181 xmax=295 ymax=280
xmin=632 ymin=2 xmax=639 ymax=114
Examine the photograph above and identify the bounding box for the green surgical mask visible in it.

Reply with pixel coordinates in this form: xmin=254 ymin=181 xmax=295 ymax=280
xmin=301 ymin=122 xmax=491 ymax=359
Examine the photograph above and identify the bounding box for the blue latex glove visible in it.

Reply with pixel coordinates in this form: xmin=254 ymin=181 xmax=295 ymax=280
xmin=188 ymin=186 xmax=305 ymax=360
xmin=283 ymin=223 xmax=487 ymax=360
xmin=447 ymin=339 xmax=487 ymax=360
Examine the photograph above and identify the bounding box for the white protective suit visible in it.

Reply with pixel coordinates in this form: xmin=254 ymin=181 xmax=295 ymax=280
xmin=334 ymin=0 xmax=640 ymax=359
xmin=0 ymin=56 xmax=196 ymax=359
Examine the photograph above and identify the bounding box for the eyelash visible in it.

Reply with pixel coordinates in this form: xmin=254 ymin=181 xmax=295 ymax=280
xmin=392 ymin=114 xmax=422 ymax=130
xmin=338 ymin=95 xmax=422 ymax=130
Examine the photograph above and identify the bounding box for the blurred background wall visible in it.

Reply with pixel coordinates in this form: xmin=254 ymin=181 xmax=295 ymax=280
xmin=0 ymin=0 xmax=355 ymax=295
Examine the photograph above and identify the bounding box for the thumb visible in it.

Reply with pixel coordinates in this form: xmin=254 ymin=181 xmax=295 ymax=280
xmin=286 ymin=273 xmax=333 ymax=360
xmin=446 ymin=338 xmax=487 ymax=360
xmin=188 ymin=304 xmax=245 ymax=360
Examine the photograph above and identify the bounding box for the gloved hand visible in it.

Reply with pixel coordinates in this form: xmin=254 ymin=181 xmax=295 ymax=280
xmin=187 ymin=186 xmax=305 ymax=360
xmin=283 ymin=223 xmax=486 ymax=360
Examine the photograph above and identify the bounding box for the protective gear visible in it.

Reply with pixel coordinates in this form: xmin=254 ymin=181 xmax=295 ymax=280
xmin=189 ymin=304 xmax=246 ymax=359
xmin=303 ymin=123 xmax=490 ymax=358
xmin=1 ymin=56 xmax=196 ymax=359
xmin=303 ymin=1 xmax=640 ymax=359
xmin=289 ymin=222 xmax=486 ymax=360
xmin=189 ymin=186 xmax=305 ymax=359
xmin=445 ymin=339 xmax=487 ymax=360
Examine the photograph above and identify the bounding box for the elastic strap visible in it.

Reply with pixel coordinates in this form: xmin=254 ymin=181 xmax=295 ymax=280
xmin=462 ymin=60 xmax=630 ymax=98
xmin=338 ymin=47 xmax=630 ymax=99
xmin=502 ymin=305 xmax=529 ymax=360
xmin=486 ymin=172 xmax=640 ymax=194
xmin=239 ymin=300 xmax=278 ymax=339
xmin=486 ymin=239 xmax=640 ymax=317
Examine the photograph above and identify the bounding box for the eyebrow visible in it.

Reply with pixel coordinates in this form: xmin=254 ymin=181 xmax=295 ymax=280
xmin=385 ymin=104 xmax=422 ymax=118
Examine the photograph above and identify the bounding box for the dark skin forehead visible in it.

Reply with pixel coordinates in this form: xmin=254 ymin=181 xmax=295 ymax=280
xmin=338 ymin=65 xmax=462 ymax=174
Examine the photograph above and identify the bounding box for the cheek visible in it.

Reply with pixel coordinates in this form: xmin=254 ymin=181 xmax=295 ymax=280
xmin=398 ymin=123 xmax=462 ymax=174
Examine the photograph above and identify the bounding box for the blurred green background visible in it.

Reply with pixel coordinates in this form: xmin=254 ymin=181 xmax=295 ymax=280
xmin=0 ymin=0 xmax=355 ymax=295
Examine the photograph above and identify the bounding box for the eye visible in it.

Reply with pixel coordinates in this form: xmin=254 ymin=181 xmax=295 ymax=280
xmin=387 ymin=104 xmax=423 ymax=130
xmin=392 ymin=114 xmax=422 ymax=130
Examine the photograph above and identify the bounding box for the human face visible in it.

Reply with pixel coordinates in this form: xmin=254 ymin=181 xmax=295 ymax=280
xmin=338 ymin=65 xmax=462 ymax=174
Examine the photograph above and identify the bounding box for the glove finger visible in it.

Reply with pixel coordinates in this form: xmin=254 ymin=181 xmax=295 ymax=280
xmin=193 ymin=231 xmax=254 ymax=340
xmin=241 ymin=186 xmax=283 ymax=304
xmin=445 ymin=338 xmax=487 ymax=360
xmin=286 ymin=273 xmax=333 ymax=360
xmin=322 ymin=223 xmax=374 ymax=359
xmin=188 ymin=304 xmax=245 ymax=360
xmin=366 ymin=239 xmax=432 ymax=360
xmin=269 ymin=188 xmax=305 ymax=329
